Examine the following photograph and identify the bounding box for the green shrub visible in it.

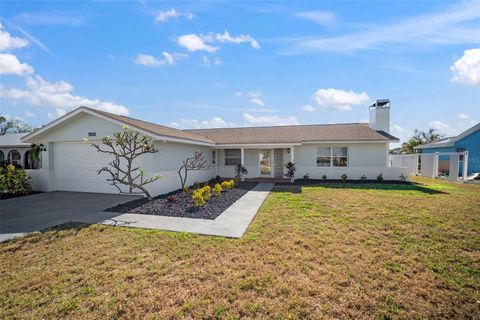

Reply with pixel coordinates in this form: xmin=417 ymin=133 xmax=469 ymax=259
xmin=202 ymin=185 xmax=211 ymax=200
xmin=213 ymin=183 xmax=222 ymax=195
xmin=192 ymin=190 xmax=205 ymax=207
xmin=322 ymin=174 xmax=327 ymax=181
xmin=303 ymin=173 xmax=310 ymax=179
xmin=221 ymin=179 xmax=235 ymax=190
xmin=0 ymin=164 xmax=32 ymax=195
xmin=341 ymin=174 xmax=348 ymax=182
xmin=377 ymin=173 xmax=384 ymax=181
xmin=399 ymin=173 xmax=407 ymax=181
xmin=360 ymin=174 xmax=367 ymax=182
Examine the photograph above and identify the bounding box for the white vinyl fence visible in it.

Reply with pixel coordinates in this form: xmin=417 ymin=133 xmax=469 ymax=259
xmin=390 ymin=151 xmax=469 ymax=182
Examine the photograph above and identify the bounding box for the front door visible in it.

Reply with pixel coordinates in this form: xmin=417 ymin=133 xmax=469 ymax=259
xmin=260 ymin=149 xmax=272 ymax=176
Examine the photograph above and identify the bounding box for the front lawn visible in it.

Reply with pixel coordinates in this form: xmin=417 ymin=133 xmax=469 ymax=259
xmin=1 ymin=177 xmax=479 ymax=319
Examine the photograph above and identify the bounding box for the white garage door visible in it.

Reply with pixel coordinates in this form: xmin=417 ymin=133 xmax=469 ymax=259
xmin=54 ymin=142 xmax=118 ymax=193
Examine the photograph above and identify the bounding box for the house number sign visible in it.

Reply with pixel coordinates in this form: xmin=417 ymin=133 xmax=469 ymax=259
xmin=88 ymin=132 xmax=97 ymax=137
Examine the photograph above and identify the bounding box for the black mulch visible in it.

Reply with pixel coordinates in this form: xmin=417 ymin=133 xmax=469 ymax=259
xmin=105 ymin=181 xmax=258 ymax=220
xmin=275 ymin=179 xmax=411 ymax=186
xmin=0 ymin=191 xmax=42 ymax=201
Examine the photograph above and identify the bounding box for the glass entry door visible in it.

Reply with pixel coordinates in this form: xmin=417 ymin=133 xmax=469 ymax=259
xmin=260 ymin=150 xmax=272 ymax=175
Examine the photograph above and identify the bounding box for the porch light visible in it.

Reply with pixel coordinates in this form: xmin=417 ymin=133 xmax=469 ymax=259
xmin=287 ymin=148 xmax=290 ymax=154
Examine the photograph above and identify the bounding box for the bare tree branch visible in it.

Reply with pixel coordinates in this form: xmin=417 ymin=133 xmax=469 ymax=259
xmin=86 ymin=127 xmax=161 ymax=199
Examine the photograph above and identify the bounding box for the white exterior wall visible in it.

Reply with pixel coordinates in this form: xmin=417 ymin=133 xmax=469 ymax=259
xmin=217 ymin=148 xmax=260 ymax=178
xmin=294 ymin=143 xmax=388 ymax=167
xmin=293 ymin=143 xmax=408 ymax=180
xmin=28 ymin=113 xmax=215 ymax=196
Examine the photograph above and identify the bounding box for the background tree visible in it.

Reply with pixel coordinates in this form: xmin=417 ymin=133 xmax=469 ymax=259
xmin=0 ymin=115 xmax=35 ymax=135
xmin=401 ymin=128 xmax=444 ymax=154
xmin=178 ymin=151 xmax=211 ymax=191
xmin=88 ymin=127 xmax=160 ymax=199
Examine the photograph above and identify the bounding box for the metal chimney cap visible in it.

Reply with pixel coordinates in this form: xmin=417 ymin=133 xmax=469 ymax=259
xmin=369 ymin=99 xmax=390 ymax=109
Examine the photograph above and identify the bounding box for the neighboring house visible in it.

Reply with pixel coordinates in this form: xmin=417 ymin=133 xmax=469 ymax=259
xmin=21 ymin=99 xmax=406 ymax=196
xmin=414 ymin=123 xmax=480 ymax=175
xmin=0 ymin=133 xmax=37 ymax=168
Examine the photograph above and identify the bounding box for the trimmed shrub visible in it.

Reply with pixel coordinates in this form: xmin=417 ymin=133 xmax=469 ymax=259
xmin=202 ymin=185 xmax=211 ymax=200
xmin=322 ymin=174 xmax=327 ymax=181
xmin=0 ymin=164 xmax=32 ymax=195
xmin=303 ymin=173 xmax=310 ymax=179
xmin=221 ymin=179 xmax=235 ymax=190
xmin=192 ymin=190 xmax=205 ymax=207
xmin=213 ymin=183 xmax=222 ymax=195
xmin=341 ymin=174 xmax=348 ymax=182
xmin=377 ymin=173 xmax=384 ymax=181
xmin=360 ymin=174 xmax=367 ymax=182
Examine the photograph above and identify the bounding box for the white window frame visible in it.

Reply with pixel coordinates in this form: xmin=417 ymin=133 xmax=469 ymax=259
xmin=212 ymin=150 xmax=216 ymax=165
xmin=224 ymin=149 xmax=241 ymax=166
xmin=316 ymin=146 xmax=348 ymax=167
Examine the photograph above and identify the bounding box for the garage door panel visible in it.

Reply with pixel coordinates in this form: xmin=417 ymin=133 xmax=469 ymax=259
xmin=54 ymin=142 xmax=119 ymax=193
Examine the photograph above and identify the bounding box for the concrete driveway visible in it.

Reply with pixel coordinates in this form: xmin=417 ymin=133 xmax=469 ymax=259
xmin=0 ymin=192 xmax=140 ymax=242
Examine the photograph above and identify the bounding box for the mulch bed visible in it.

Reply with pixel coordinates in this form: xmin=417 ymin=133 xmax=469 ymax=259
xmin=105 ymin=181 xmax=258 ymax=220
xmin=275 ymin=179 xmax=412 ymax=186
xmin=0 ymin=191 xmax=42 ymax=201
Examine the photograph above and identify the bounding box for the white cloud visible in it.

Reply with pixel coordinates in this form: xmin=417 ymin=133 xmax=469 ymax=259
xmin=134 ymin=52 xmax=186 ymax=67
xmin=429 ymin=120 xmax=457 ymax=136
xmin=25 ymin=110 xmax=35 ymax=117
xmin=250 ymin=97 xmax=265 ymax=107
xmin=246 ymin=91 xmax=265 ymax=107
xmin=313 ymin=88 xmax=370 ymax=111
xmin=0 ymin=75 xmax=129 ymax=115
xmin=458 ymin=112 xmax=469 ymax=120
xmin=301 ymin=105 xmax=315 ymax=112
xmin=0 ymin=22 xmax=29 ymax=51
xmin=391 ymin=124 xmax=412 ymax=143
xmin=154 ymin=9 xmax=193 ymax=23
xmin=284 ymin=1 xmax=480 ymax=53
xmin=243 ymin=113 xmax=299 ymax=126
xmin=214 ymin=31 xmax=260 ymax=49
xmin=171 ymin=117 xmax=236 ymax=129
xmin=15 ymin=12 xmax=88 ymax=27
xmin=295 ymin=11 xmax=335 ymax=26
xmin=450 ymin=48 xmax=480 ymax=87
xmin=178 ymin=34 xmax=218 ymax=53
xmin=235 ymin=91 xmax=242 ymax=97
xmin=47 ymin=108 xmax=66 ymax=119
xmin=0 ymin=53 xmax=34 ymax=75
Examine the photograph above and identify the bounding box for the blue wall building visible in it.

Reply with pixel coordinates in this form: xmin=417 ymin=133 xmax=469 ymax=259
xmin=415 ymin=123 xmax=480 ymax=175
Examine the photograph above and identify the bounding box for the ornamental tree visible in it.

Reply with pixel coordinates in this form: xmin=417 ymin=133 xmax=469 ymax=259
xmin=87 ymin=126 xmax=160 ymax=199
xmin=178 ymin=151 xmax=211 ymax=191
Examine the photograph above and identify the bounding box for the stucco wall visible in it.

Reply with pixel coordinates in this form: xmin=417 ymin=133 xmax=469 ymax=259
xmin=293 ymin=143 xmax=388 ymax=167
xmin=26 ymin=113 xmax=216 ymax=195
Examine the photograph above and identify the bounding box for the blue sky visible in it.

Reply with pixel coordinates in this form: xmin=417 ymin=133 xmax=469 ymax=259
xmin=1 ymin=0 xmax=479 ymax=146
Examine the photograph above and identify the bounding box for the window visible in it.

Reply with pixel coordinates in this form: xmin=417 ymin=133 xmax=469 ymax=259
xmin=212 ymin=150 xmax=216 ymax=165
xmin=8 ymin=150 xmax=21 ymax=166
xmin=224 ymin=149 xmax=241 ymax=166
xmin=316 ymin=147 xmax=348 ymax=167
xmin=457 ymin=148 xmax=465 ymax=161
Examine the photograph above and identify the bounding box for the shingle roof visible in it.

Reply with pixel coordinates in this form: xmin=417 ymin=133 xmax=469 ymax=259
xmin=185 ymin=123 xmax=398 ymax=144
xmin=35 ymin=107 xmax=397 ymax=145
xmin=88 ymin=108 xmax=215 ymax=144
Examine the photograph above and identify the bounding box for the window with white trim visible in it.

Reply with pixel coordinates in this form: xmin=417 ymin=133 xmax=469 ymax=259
xmin=224 ymin=149 xmax=241 ymax=166
xmin=316 ymin=147 xmax=348 ymax=167
xmin=212 ymin=150 xmax=216 ymax=165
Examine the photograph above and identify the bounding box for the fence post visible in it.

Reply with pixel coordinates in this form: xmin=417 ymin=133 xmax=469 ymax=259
xmin=463 ymin=151 xmax=469 ymax=182
xmin=433 ymin=152 xmax=439 ymax=178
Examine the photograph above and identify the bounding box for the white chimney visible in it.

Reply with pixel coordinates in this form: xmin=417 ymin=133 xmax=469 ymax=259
xmin=369 ymin=99 xmax=390 ymax=133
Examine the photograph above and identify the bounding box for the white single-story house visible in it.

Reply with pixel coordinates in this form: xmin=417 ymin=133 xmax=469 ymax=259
xmin=0 ymin=133 xmax=40 ymax=169
xmin=21 ymin=99 xmax=409 ymax=196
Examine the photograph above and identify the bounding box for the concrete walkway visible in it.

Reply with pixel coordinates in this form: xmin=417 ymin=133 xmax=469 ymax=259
xmin=77 ymin=183 xmax=273 ymax=238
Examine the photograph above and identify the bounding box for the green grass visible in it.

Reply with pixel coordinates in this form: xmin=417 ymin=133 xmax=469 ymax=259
xmin=0 ymin=176 xmax=479 ymax=319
